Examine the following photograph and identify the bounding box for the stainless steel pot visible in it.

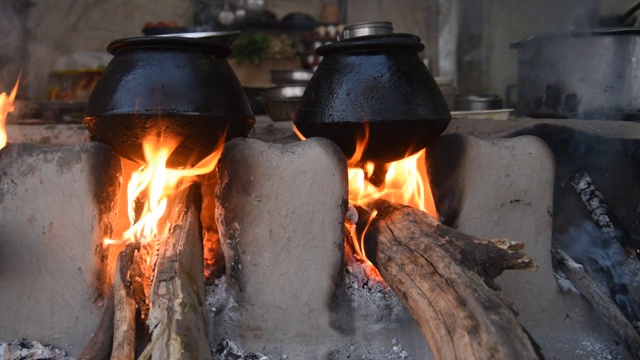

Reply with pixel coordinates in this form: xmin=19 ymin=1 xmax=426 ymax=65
xmin=510 ymin=28 xmax=640 ymax=120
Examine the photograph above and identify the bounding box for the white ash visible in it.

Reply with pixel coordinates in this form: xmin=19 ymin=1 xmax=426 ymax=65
xmin=345 ymin=203 xmax=359 ymax=224
xmin=211 ymin=339 xmax=269 ymax=360
xmin=205 ymin=276 xmax=240 ymax=344
xmin=327 ymin=338 xmax=411 ymax=359
xmin=576 ymin=338 xmax=626 ymax=360
xmin=537 ymin=335 xmax=628 ymax=360
xmin=344 ymin=204 xmax=405 ymax=322
xmin=0 ymin=339 xmax=73 ymax=360
xmin=344 ymin=260 xmax=406 ymax=324
xmin=554 ymin=270 xmax=580 ymax=294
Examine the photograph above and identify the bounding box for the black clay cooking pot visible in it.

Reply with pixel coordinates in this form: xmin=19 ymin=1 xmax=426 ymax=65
xmin=294 ymin=34 xmax=451 ymax=164
xmin=84 ymin=35 xmax=255 ymax=166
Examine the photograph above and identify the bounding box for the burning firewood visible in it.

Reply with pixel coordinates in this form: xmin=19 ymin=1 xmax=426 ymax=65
xmin=78 ymin=246 xmax=139 ymax=360
xmin=79 ymin=186 xmax=210 ymax=360
xmin=77 ymin=292 xmax=115 ymax=360
xmin=364 ymin=199 xmax=541 ymax=360
xmin=138 ymin=187 xmax=211 ymax=360
xmin=552 ymin=248 xmax=640 ymax=358
xmin=112 ymin=243 xmax=140 ymax=360
xmin=570 ymin=171 xmax=640 ymax=259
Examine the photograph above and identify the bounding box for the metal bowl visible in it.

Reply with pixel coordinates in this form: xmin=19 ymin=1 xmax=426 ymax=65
xmin=260 ymin=85 xmax=305 ymax=122
xmin=455 ymin=94 xmax=503 ymax=111
xmin=270 ymin=69 xmax=314 ymax=85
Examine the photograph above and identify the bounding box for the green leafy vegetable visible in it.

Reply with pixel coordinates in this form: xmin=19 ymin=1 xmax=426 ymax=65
xmin=231 ymin=33 xmax=272 ymax=65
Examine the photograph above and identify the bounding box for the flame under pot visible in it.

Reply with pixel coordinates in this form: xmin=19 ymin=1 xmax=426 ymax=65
xmin=84 ymin=36 xmax=255 ymax=166
xmin=294 ymin=34 xmax=451 ymax=164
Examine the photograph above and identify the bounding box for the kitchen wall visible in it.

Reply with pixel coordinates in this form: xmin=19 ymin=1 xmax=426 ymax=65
xmin=15 ymin=0 xmax=439 ymax=99
xmin=9 ymin=0 xmax=628 ymax=102
xmin=261 ymin=0 xmax=439 ymax=69
xmin=21 ymin=0 xmax=193 ymax=98
xmin=0 ymin=0 xmax=28 ymax=92
xmin=469 ymin=0 xmax=599 ymax=104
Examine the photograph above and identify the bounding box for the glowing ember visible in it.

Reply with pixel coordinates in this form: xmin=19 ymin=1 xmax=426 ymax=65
xmin=0 ymin=77 xmax=20 ymax=149
xmin=104 ymin=133 xmax=223 ymax=246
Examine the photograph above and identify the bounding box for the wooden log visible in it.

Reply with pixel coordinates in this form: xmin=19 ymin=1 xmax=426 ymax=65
xmin=570 ymin=172 xmax=640 ymax=323
xmin=365 ymin=199 xmax=540 ymax=360
xmin=138 ymin=187 xmax=211 ymax=360
xmin=77 ymin=292 xmax=114 ymax=360
xmin=111 ymin=243 xmax=139 ymax=360
xmin=552 ymin=248 xmax=640 ymax=359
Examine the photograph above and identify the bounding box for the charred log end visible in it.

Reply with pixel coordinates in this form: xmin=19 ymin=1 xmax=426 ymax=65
xmin=366 ymin=199 xmax=541 ymax=360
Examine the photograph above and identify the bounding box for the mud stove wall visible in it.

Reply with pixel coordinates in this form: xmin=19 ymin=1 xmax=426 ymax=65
xmin=0 ymin=119 xmax=636 ymax=359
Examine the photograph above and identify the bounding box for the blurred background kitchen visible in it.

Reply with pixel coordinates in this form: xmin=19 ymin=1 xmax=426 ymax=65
xmin=0 ymin=0 xmax=638 ymax=120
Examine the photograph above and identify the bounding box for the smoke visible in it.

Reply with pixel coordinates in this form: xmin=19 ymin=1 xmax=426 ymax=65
xmin=438 ymin=0 xmax=459 ymax=82
xmin=557 ymin=220 xmax=640 ymax=323
xmin=0 ymin=0 xmax=27 ymax=92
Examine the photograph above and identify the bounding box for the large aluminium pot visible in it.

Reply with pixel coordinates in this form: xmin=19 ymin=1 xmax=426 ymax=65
xmin=294 ymin=34 xmax=451 ymax=165
xmin=510 ymin=28 xmax=640 ymax=120
xmin=84 ymin=35 xmax=255 ymax=166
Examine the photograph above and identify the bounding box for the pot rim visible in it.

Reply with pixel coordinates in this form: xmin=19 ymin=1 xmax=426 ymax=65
xmin=510 ymin=27 xmax=640 ymax=49
xmin=316 ymin=33 xmax=424 ymax=56
xmin=107 ymin=35 xmax=232 ymax=57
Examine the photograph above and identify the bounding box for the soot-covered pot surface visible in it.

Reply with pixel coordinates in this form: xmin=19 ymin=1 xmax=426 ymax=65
xmin=84 ymin=35 xmax=255 ymax=166
xmin=294 ymin=33 xmax=451 ymax=165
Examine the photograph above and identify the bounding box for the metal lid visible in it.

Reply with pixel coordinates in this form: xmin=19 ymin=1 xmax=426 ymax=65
xmin=509 ymin=27 xmax=640 ymax=49
xmin=338 ymin=21 xmax=393 ymax=40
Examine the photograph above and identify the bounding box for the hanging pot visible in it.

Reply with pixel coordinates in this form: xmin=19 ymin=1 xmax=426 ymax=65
xmin=294 ymin=33 xmax=450 ymax=164
xmin=84 ymin=34 xmax=255 ymax=166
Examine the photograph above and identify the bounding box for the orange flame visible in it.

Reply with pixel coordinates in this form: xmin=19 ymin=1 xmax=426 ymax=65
xmin=348 ymin=150 xmax=437 ymax=216
xmin=346 ymin=123 xmax=437 ymax=278
xmin=295 ymin=121 xmax=438 ymax=280
xmin=347 ymin=122 xmax=437 ymax=215
xmin=104 ymin=133 xmax=223 ymax=246
xmin=292 ymin=124 xmax=306 ymax=141
xmin=0 ymin=76 xmax=20 ymax=149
